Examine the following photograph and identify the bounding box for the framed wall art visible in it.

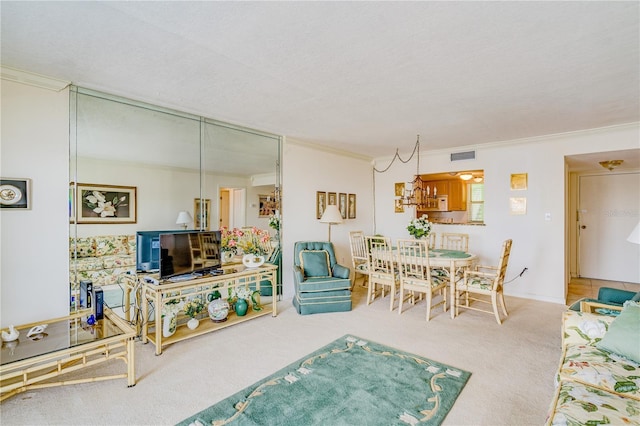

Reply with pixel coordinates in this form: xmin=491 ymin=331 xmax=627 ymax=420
xmin=338 ymin=193 xmax=347 ymax=219
xmin=509 ymin=197 xmax=527 ymax=215
xmin=75 ymin=183 xmax=137 ymax=224
xmin=194 ymin=198 xmax=211 ymax=230
xmin=327 ymin=192 xmax=337 ymax=206
xmin=510 ymin=173 xmax=528 ymax=191
xmin=395 ymin=198 xmax=404 ymax=213
xmin=259 ymin=194 xmax=277 ymax=218
xmin=394 ymin=182 xmax=405 ymax=197
xmin=316 ymin=191 xmax=327 ymax=220
xmin=0 ymin=178 xmax=31 ymax=210
xmin=348 ymin=193 xmax=356 ymax=219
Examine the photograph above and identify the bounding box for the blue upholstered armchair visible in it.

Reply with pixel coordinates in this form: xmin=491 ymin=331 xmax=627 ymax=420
xmin=293 ymin=241 xmax=352 ymax=315
xmin=569 ymin=287 xmax=640 ymax=316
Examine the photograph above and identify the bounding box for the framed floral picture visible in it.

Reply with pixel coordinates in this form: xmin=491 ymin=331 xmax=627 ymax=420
xmin=327 ymin=192 xmax=337 ymax=206
xmin=348 ymin=193 xmax=356 ymax=219
xmin=338 ymin=193 xmax=347 ymax=219
xmin=194 ymin=198 xmax=211 ymax=230
xmin=75 ymin=183 xmax=137 ymax=224
xmin=316 ymin=191 xmax=326 ymax=220
xmin=258 ymin=194 xmax=277 ymax=218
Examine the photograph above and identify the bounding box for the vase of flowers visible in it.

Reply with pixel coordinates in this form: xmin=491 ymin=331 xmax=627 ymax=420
xmin=407 ymin=214 xmax=433 ymax=239
xmin=232 ymin=286 xmax=252 ymax=317
xmin=269 ymin=214 xmax=281 ymax=241
xmin=184 ymin=297 xmax=205 ymax=330
xmin=238 ymin=227 xmax=271 ymax=268
xmin=221 ymin=227 xmax=241 ymax=262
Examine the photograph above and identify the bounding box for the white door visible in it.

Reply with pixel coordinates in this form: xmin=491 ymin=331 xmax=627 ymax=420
xmin=578 ymin=172 xmax=640 ymax=283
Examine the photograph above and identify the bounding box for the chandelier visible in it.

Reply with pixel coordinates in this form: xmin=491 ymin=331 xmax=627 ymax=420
xmin=399 ymin=136 xmax=428 ymax=209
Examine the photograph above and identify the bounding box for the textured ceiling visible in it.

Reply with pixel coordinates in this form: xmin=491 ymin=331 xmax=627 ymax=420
xmin=1 ymin=1 xmax=639 ymax=165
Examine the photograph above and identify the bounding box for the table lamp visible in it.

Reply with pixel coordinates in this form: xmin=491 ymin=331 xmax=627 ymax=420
xmin=319 ymin=204 xmax=343 ymax=242
xmin=176 ymin=211 xmax=193 ymax=230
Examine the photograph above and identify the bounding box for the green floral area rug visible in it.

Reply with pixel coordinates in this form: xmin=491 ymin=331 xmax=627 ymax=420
xmin=177 ymin=335 xmax=471 ymax=426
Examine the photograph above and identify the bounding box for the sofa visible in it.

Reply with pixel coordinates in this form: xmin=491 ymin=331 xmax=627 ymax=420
xmin=69 ymin=235 xmax=136 ymax=290
xmin=545 ymin=299 xmax=640 ymax=425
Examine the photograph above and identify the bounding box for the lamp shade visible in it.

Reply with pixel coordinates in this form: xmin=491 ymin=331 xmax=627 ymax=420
xmin=320 ymin=205 xmax=343 ymax=224
xmin=176 ymin=211 xmax=193 ymax=226
xmin=627 ymin=221 xmax=640 ymax=244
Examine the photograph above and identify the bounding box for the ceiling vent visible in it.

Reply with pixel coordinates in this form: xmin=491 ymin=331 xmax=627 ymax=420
xmin=450 ymin=151 xmax=476 ymax=162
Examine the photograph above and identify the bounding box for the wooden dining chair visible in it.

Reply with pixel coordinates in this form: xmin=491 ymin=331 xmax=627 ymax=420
xmin=440 ymin=233 xmax=469 ymax=252
xmin=348 ymin=231 xmax=369 ymax=289
xmin=454 ymin=239 xmax=512 ymax=324
xmin=365 ymin=235 xmax=398 ymax=311
xmin=396 ymin=239 xmax=448 ymax=321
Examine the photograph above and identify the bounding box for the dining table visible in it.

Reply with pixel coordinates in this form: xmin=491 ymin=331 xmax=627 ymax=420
xmin=427 ymin=249 xmax=478 ymax=319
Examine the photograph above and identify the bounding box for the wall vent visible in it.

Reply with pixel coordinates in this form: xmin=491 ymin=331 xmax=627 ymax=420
xmin=450 ymin=151 xmax=476 ymax=161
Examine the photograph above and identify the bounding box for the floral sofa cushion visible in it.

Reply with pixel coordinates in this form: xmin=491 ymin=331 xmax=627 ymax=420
xmin=562 ymin=310 xmax=614 ymax=347
xmin=546 ymin=380 xmax=640 ymax=426
xmin=559 ymin=344 xmax=640 ymax=400
xmin=95 ymin=235 xmax=130 ymax=257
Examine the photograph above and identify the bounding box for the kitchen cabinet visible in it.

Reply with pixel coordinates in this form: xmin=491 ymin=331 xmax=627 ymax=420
xmin=448 ymin=180 xmax=467 ymax=211
xmin=417 ymin=178 xmax=467 ymax=212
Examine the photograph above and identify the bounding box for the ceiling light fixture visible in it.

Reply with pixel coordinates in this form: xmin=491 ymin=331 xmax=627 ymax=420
xmin=599 ymin=160 xmax=623 ymax=171
xmin=459 ymin=173 xmax=473 ymax=181
xmin=473 ymin=177 xmax=484 ymax=183
xmin=399 ymin=135 xmax=431 ymax=209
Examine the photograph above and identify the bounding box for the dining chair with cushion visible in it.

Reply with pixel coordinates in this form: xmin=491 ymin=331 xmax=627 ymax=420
xmin=348 ymin=231 xmax=369 ymax=290
xmin=440 ymin=232 xmax=469 ymax=252
xmin=427 ymin=232 xmax=437 ymax=249
xmin=292 ymin=241 xmax=352 ymax=315
xmin=365 ymin=235 xmax=398 ymax=311
xmin=396 ymin=238 xmax=448 ymax=321
xmin=454 ymin=239 xmax=512 ymax=324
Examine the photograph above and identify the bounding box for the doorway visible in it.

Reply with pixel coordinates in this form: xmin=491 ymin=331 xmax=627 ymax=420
xmin=219 ymin=187 xmax=246 ymax=230
xmin=577 ymin=172 xmax=640 ymax=283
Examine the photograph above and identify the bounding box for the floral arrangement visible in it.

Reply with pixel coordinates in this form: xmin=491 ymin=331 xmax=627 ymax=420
xmin=407 ymin=214 xmax=432 ymax=239
xmin=268 ymin=215 xmax=280 ymax=231
xmin=183 ymin=297 xmax=205 ymax=318
xmin=220 ymin=227 xmax=242 ymax=254
xmin=231 ymin=286 xmax=252 ymax=301
xmin=237 ymin=227 xmax=271 ymax=256
xmin=83 ymin=190 xmax=128 ymax=218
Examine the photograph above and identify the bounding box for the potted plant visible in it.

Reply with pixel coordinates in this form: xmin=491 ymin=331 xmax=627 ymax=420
xmin=183 ymin=297 xmax=205 ymax=330
xmin=238 ymin=227 xmax=271 ymax=268
xmin=220 ymin=227 xmax=241 ymax=263
xmin=407 ymin=214 xmax=432 ymax=239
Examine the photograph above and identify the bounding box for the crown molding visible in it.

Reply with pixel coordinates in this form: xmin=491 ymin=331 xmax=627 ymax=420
xmin=285 ymin=137 xmax=373 ymax=162
xmin=1 ymin=65 xmax=70 ymax=91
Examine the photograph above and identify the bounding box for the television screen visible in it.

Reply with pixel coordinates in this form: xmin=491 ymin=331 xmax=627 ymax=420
xmin=136 ymin=230 xmax=190 ymax=272
xmin=159 ymin=231 xmax=222 ymax=280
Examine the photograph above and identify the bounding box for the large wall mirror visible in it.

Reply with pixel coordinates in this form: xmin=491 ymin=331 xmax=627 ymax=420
xmin=69 ymin=87 xmax=281 ymax=302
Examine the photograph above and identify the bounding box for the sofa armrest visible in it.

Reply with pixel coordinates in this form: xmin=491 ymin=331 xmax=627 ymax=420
xmin=597 ymin=287 xmax=637 ymax=305
xmin=332 ymin=264 xmax=350 ymax=280
xmin=580 ymin=300 xmax=623 ymax=314
xmin=293 ymin=265 xmax=305 ymax=284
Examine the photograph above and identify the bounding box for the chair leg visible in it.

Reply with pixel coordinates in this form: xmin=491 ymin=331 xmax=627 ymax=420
xmin=491 ymin=292 xmax=502 ymax=325
xmin=389 ymin=285 xmax=395 ymax=311
xmin=426 ymin=291 xmax=432 ymax=321
xmin=367 ymin=281 xmax=374 ymax=305
xmin=499 ymin=291 xmax=508 ymax=317
xmin=398 ymin=286 xmax=404 ymax=315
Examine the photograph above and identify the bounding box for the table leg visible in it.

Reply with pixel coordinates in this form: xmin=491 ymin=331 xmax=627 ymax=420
xmin=450 ymin=260 xmax=456 ymax=319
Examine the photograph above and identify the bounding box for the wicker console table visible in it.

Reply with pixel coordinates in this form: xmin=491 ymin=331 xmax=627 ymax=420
xmin=0 ymin=307 xmax=136 ymax=402
xmin=141 ymin=264 xmax=277 ymax=355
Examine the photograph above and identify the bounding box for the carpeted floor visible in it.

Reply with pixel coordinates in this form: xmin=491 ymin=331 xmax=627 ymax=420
xmin=178 ymin=335 xmax=471 ymax=425
xmin=0 ymin=285 xmax=566 ymax=425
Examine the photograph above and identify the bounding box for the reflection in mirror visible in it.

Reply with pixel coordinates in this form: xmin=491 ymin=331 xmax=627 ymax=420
xmin=413 ymin=170 xmax=484 ymax=224
xmin=69 ymin=87 xmax=281 ymax=313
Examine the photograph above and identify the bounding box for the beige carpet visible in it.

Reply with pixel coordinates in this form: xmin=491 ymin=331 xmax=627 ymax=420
xmin=0 ymin=286 xmax=566 ymax=425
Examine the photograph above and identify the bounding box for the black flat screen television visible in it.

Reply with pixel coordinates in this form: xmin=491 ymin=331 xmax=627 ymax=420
xmin=136 ymin=229 xmax=191 ymax=272
xmin=159 ymin=231 xmax=222 ymax=280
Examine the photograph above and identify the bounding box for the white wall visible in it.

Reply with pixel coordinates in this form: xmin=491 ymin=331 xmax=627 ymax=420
xmin=281 ymin=140 xmax=374 ymax=297
xmin=1 ymin=80 xmax=70 ymax=325
xmin=373 ymin=123 xmax=640 ymax=304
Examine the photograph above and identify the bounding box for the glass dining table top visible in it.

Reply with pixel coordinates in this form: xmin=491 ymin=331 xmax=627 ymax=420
xmin=1 ymin=310 xmax=124 ymax=366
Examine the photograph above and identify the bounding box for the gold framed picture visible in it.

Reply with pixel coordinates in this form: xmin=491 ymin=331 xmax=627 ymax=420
xmin=394 ymin=182 xmax=405 ymax=197
xmin=338 ymin=193 xmax=347 ymax=219
xmin=348 ymin=193 xmax=356 ymax=219
xmin=327 ymin=192 xmax=337 ymax=206
xmin=316 ymin=191 xmax=327 ymax=219
xmin=74 ymin=183 xmax=137 ymax=224
xmin=510 ymin=173 xmax=528 ymax=191
xmin=194 ymin=198 xmax=211 ymax=230
xmin=395 ymin=199 xmax=404 ymax=213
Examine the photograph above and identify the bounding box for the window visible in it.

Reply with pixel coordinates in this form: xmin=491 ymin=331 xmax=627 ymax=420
xmin=468 ymin=183 xmax=484 ymax=222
